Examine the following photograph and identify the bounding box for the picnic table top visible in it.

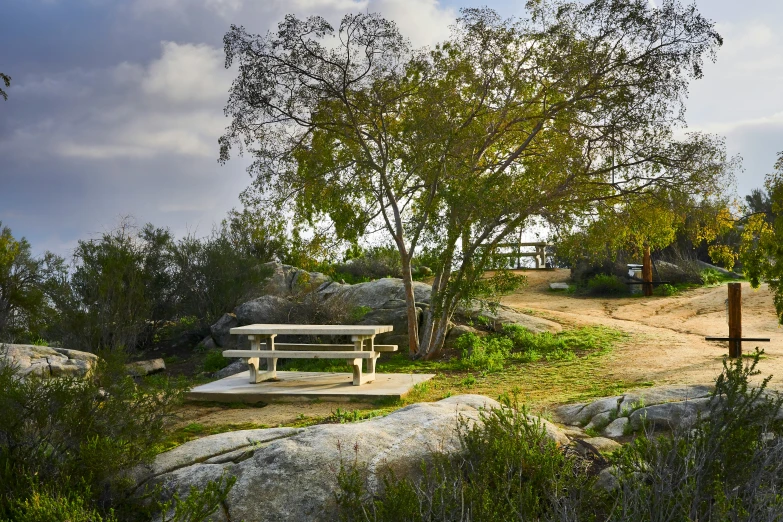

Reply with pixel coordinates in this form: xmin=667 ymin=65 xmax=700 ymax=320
xmin=230 ymin=324 xmax=394 ymax=336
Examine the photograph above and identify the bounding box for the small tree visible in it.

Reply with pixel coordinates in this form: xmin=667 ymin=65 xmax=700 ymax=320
xmin=221 ymin=1 xmax=726 ymax=358
xmin=0 ymin=222 xmax=66 ymax=342
xmin=741 ymin=151 xmax=783 ymax=323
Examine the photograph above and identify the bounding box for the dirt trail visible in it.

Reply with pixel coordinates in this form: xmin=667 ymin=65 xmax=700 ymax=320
xmin=502 ymin=269 xmax=783 ymax=387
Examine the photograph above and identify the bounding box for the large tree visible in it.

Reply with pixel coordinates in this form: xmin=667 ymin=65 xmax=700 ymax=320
xmin=221 ymin=0 xmax=727 ymax=358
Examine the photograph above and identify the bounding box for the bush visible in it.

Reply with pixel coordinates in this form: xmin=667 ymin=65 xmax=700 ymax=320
xmin=610 ymin=351 xmax=783 ymax=520
xmin=583 ymin=274 xmax=629 ymax=296
xmin=336 ymin=351 xmax=783 ymax=521
xmin=0 ymin=347 xmax=233 ymax=521
xmin=203 ymin=350 xmax=229 ymax=373
xmin=454 ymin=333 xmax=512 ymax=372
xmin=653 ymin=283 xmax=678 ymax=296
xmin=336 ymin=397 xmax=596 ymax=521
xmin=700 ymin=267 xmax=722 ymax=286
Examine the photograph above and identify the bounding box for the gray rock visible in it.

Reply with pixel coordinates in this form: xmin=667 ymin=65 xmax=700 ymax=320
xmin=234 ymin=295 xmax=292 ymax=325
xmin=584 ymin=411 xmax=614 ymax=431
xmin=629 ymin=397 xmax=711 ymax=432
xmin=549 ymin=282 xmax=570 ymax=290
xmin=553 ymin=403 xmax=587 ymax=425
xmin=596 ymin=466 xmax=620 ymax=492
xmin=328 ymin=278 xmax=432 ymax=309
xmin=618 ymin=385 xmax=713 ymax=413
xmin=582 ymin=437 xmax=622 ymax=453
xmin=199 ymin=336 xmax=217 ymax=351
xmin=126 ymin=358 xmax=166 ymax=377
xmin=210 ymin=313 xmax=240 ymax=348
xmin=140 ymin=395 xmax=569 ymax=522
xmin=357 ymin=305 xmax=421 ymax=346
xmin=214 ymin=359 xmax=249 ymax=379
xmin=261 ymin=261 xmax=333 ymax=297
xmin=457 ymin=301 xmax=562 ymax=334
xmin=696 ymin=260 xmax=743 ymax=279
xmin=0 ymin=344 xmax=98 ymax=379
xmin=562 ymin=396 xmax=623 ymax=427
xmin=602 ymin=417 xmax=629 ymax=439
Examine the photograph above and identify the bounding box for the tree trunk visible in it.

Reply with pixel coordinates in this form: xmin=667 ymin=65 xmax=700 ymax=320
xmin=400 ymin=254 xmax=420 ymax=355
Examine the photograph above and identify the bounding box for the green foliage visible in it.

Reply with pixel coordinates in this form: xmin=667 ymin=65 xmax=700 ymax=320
xmin=741 ymin=155 xmax=783 ymax=324
xmin=203 ymin=350 xmax=229 ymax=373
xmin=653 ymin=283 xmax=678 ymax=296
xmin=49 ymin=218 xmax=271 ymax=352
xmin=0 ymin=348 xmax=194 ymax=519
xmin=700 ymin=267 xmax=722 ymax=286
xmin=57 ymin=220 xmax=174 ymax=351
xmin=0 ymin=222 xmax=67 ymax=343
xmin=169 ymin=226 xmax=272 ymax=327
xmin=348 ymin=306 xmax=372 ymax=323
xmin=454 ymin=333 xmax=512 ymax=373
xmin=609 ymin=351 xmax=783 ymax=520
xmin=583 ymin=274 xmax=629 ymax=296
xmin=7 ymin=485 xmax=117 ymax=522
xmin=336 ymin=397 xmax=597 ymax=521
xmin=153 ymin=473 xmax=236 ymax=522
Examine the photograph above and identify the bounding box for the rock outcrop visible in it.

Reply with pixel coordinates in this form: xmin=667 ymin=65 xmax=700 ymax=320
xmin=126 ymin=358 xmax=166 ymax=377
xmin=137 ymin=395 xmax=569 ymax=521
xmin=0 ymin=344 xmax=98 ymax=379
xmin=553 ymin=384 xmax=715 ymax=436
xmin=208 ymin=262 xmax=562 ymax=350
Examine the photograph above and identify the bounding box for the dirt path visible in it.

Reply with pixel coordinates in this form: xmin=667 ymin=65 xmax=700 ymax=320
xmin=502 ymin=269 xmax=783 ymax=387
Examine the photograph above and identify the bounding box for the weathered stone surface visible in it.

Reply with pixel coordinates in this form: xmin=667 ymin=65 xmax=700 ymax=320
xmin=582 ymin=437 xmax=622 ymax=453
xmin=602 ymin=417 xmax=629 ymax=439
xmin=549 ymin=282 xmax=570 ymax=290
xmin=126 ymin=358 xmax=166 ymax=377
xmin=234 ymin=295 xmax=292 ymax=325
xmin=213 ymin=359 xmax=248 ymax=379
xmin=596 ymin=466 xmax=620 ymax=492
xmin=329 ymin=278 xmax=432 ymax=309
xmin=584 ymin=410 xmax=614 ymax=431
xmin=210 ymin=313 xmax=240 ymax=348
xmin=199 ymin=336 xmax=217 ymax=351
xmin=553 ymin=384 xmax=714 ymax=427
xmin=618 ymin=385 xmax=713 ymax=413
xmin=141 ymin=395 xmax=567 ymax=522
xmin=0 ymin=344 xmax=98 ymax=379
xmin=629 ymin=398 xmax=711 ymax=432
xmin=261 ymin=261 xmax=333 ymax=297
xmin=457 ymin=301 xmax=562 ymax=334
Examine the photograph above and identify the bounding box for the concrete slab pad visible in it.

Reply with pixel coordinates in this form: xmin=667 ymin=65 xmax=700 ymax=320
xmin=187 ymin=371 xmax=436 ymax=403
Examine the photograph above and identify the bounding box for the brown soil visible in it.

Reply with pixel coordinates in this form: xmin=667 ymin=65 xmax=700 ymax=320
xmin=502 ymin=269 xmax=783 ymax=387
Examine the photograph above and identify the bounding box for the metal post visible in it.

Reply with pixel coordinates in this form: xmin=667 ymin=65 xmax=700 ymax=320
xmin=728 ymin=283 xmax=742 ymax=358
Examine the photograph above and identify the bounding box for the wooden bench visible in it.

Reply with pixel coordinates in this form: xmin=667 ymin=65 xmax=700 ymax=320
xmin=224 ymin=324 xmax=395 ymax=386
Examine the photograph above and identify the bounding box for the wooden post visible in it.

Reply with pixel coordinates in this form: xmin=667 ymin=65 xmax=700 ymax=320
xmin=728 ymin=283 xmax=742 ymax=358
xmin=642 ymin=244 xmax=653 ymax=297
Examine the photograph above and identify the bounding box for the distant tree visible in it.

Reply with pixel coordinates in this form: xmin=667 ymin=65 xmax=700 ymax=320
xmin=741 ymin=152 xmax=783 ymax=323
xmin=745 ymin=188 xmax=775 ymax=222
xmin=0 ymin=72 xmax=9 ymax=101
xmin=221 ymin=1 xmax=726 ymax=358
xmin=0 ymin=222 xmax=66 ymax=342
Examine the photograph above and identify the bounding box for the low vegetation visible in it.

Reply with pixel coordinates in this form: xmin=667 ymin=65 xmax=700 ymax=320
xmin=0 ymin=349 xmax=233 ymax=521
xmin=336 ymin=352 xmax=783 ymax=521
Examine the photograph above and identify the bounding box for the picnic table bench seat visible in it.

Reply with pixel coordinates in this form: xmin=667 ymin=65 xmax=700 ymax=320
xmin=223 ymin=324 xmax=395 ymax=386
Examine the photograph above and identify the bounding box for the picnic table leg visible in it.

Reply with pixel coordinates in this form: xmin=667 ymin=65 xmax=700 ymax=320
xmin=266 ymin=334 xmax=278 ymax=379
xmin=365 ymin=335 xmax=377 ymax=383
xmin=247 ymin=334 xmax=277 ymax=383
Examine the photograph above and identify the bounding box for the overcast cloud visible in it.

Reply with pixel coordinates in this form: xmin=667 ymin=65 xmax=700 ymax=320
xmin=1 ymin=0 xmax=781 ymax=257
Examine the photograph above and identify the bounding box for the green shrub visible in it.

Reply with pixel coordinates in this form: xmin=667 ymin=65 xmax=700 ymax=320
xmin=583 ymin=273 xmax=629 ymax=296
xmin=203 ymin=350 xmax=229 ymax=373
xmin=653 ymin=283 xmax=678 ymax=296
xmin=700 ymin=267 xmax=722 ymax=286
xmin=454 ymin=333 xmax=512 ymax=372
xmin=336 ymin=398 xmax=597 ymax=521
xmin=0 ymin=348 xmax=234 ymax=520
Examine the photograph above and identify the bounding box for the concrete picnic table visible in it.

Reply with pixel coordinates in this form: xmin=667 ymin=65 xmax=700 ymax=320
xmin=223 ymin=324 xmax=395 ymax=386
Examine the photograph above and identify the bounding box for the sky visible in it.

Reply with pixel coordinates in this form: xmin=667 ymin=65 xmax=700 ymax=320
xmin=1 ymin=0 xmax=782 ymax=258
